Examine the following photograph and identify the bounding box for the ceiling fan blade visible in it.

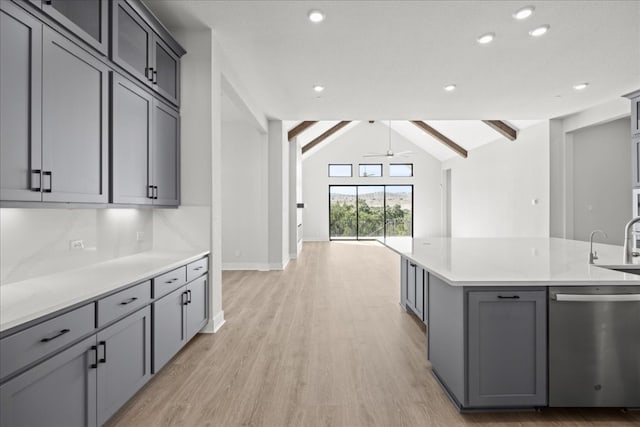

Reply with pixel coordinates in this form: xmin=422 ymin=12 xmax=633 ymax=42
xmin=363 ymin=153 xmax=386 ymax=157
xmin=394 ymin=151 xmax=414 ymax=155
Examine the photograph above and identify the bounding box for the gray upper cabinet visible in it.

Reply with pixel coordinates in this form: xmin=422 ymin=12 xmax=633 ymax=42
xmin=111 ymin=0 xmax=182 ymax=106
xmin=0 ymin=1 xmax=43 ymax=202
xmin=42 ymin=27 xmax=109 ymax=203
xmin=0 ymin=335 xmax=98 ymax=427
xmin=631 ymin=95 xmax=640 ymax=136
xmin=633 ymin=137 xmax=640 ymax=188
xmin=112 ymin=76 xmax=180 ymax=206
xmin=96 ymin=306 xmax=151 ymax=426
xmin=111 ymin=74 xmax=153 ymax=205
xmin=467 ymin=290 xmax=547 ymax=408
xmin=41 ymin=0 xmax=109 ymax=55
xmin=152 ymin=100 xmax=180 ymax=206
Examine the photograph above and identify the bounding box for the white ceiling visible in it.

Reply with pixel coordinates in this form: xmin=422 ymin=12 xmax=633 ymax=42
xmin=145 ymin=1 xmax=639 ymax=121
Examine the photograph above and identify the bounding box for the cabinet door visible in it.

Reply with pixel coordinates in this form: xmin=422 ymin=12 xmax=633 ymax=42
xmin=415 ymin=267 xmax=424 ymax=320
xmin=406 ymin=262 xmax=416 ymax=310
xmin=0 ymin=2 xmax=42 ymax=202
xmin=632 ymin=96 xmax=640 ymax=136
xmin=633 ymin=137 xmax=640 ymax=188
xmin=400 ymin=257 xmax=408 ymax=307
xmin=467 ymin=290 xmax=547 ymax=408
xmin=152 ymin=100 xmax=180 ymax=206
xmin=153 ymin=36 xmax=180 ymax=106
xmin=152 ymin=286 xmax=186 ymax=373
xmin=111 ymin=74 xmax=153 ymax=204
xmin=96 ymin=306 xmax=151 ymax=426
xmin=42 ymin=0 xmax=108 ymax=55
xmin=0 ymin=336 xmax=97 ymax=427
xmin=186 ymin=276 xmax=208 ymax=341
xmin=41 ymin=28 xmax=108 ymax=203
xmin=111 ymin=0 xmax=152 ymax=86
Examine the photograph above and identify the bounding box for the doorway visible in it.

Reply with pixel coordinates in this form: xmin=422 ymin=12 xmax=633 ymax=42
xmin=329 ymin=185 xmax=413 ymax=240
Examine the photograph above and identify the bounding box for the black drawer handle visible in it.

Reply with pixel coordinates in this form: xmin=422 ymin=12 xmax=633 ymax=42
xmin=409 ymin=263 xmax=416 ymax=267
xmin=119 ymin=297 xmax=138 ymax=305
xmin=99 ymin=341 xmax=107 ymax=364
xmin=40 ymin=329 xmax=70 ymax=343
xmin=194 ymin=266 xmax=203 ymax=271
xmin=165 ymin=278 xmax=178 ymax=284
xmin=497 ymin=295 xmax=520 ymax=299
xmin=90 ymin=345 xmax=98 ymax=369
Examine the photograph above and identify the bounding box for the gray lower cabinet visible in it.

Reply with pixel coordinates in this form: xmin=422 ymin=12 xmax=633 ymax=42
xmin=0 ymin=1 xmax=42 ymax=202
xmin=0 ymin=335 xmax=98 ymax=427
xmin=407 ymin=261 xmax=416 ymax=310
xmin=428 ymin=275 xmax=547 ymax=410
xmin=402 ymin=258 xmax=425 ymax=322
xmin=153 ymin=274 xmax=208 ymax=372
xmin=467 ymin=290 xmax=547 ymax=407
xmin=41 ymin=27 xmax=109 ymax=203
xmin=96 ymin=306 xmax=151 ymax=425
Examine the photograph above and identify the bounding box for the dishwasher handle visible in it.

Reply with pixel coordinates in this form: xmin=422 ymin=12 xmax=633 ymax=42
xmin=554 ymin=293 xmax=640 ymax=302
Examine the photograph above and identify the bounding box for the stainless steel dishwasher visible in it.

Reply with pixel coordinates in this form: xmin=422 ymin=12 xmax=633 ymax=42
xmin=549 ymin=286 xmax=640 ymax=408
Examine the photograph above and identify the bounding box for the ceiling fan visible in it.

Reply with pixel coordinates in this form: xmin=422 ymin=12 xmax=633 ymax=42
xmin=363 ymin=121 xmax=414 ymax=158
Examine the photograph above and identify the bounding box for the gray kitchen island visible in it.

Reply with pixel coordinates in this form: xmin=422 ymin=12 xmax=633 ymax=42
xmin=380 ymin=237 xmax=640 ymax=412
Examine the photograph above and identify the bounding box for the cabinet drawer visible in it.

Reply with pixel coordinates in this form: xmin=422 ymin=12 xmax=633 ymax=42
xmin=187 ymin=257 xmax=208 ymax=282
xmin=153 ymin=266 xmax=186 ymax=298
xmin=0 ymin=304 xmax=95 ymax=380
xmin=97 ymin=281 xmax=151 ymax=327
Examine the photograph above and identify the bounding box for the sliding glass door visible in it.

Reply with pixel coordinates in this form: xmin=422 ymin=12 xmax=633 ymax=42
xmin=329 ymin=185 xmax=413 ymax=240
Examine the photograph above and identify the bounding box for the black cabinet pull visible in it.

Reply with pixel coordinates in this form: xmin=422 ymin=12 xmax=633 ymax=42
xmin=31 ymin=169 xmax=42 ymax=192
xmin=119 ymin=297 xmax=138 ymax=305
xmin=165 ymin=278 xmax=178 ymax=284
xmin=187 ymin=290 xmax=192 ymax=304
xmin=43 ymin=171 xmax=52 ymax=193
xmin=146 ymin=67 xmax=154 ymax=82
xmin=153 ymin=186 xmax=158 ymax=199
xmin=182 ymin=291 xmax=188 ymax=306
xmin=497 ymin=295 xmax=520 ymax=299
xmin=90 ymin=345 xmax=98 ymax=369
xmin=153 ymin=70 xmax=158 ymax=85
xmin=99 ymin=341 xmax=106 ymax=364
xmin=409 ymin=263 xmax=416 ymax=267
xmin=44 ymin=0 xmax=52 ymax=4
xmin=194 ymin=266 xmax=203 ymax=271
xmin=147 ymin=185 xmax=154 ymax=199
xmin=40 ymin=328 xmax=70 ymax=343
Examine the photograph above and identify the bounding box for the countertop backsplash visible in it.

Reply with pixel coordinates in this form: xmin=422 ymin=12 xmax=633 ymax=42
xmin=0 ymin=208 xmax=153 ymax=285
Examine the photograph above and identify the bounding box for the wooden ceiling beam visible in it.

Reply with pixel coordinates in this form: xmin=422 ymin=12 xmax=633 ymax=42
xmin=410 ymin=121 xmax=468 ymax=158
xmin=288 ymin=121 xmax=318 ymax=141
xmin=482 ymin=120 xmax=518 ymax=141
xmin=302 ymin=121 xmax=351 ymax=154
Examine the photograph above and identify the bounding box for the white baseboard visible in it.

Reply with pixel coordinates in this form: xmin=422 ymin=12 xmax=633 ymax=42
xmin=222 ymin=262 xmax=269 ymax=271
xmin=303 ymin=237 xmax=328 ymax=242
xmin=269 ymin=258 xmax=290 ymax=270
xmin=203 ymin=310 xmax=226 ymax=333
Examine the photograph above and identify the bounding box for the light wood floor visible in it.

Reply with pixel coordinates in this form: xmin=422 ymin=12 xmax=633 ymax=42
xmin=107 ymin=241 xmax=640 ymax=427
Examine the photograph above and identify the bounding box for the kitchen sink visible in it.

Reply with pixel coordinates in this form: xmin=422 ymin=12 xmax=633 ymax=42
xmin=597 ymin=265 xmax=640 ymax=275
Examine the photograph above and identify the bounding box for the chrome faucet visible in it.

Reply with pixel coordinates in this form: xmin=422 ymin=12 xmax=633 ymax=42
xmin=589 ymin=230 xmax=608 ymax=264
xmin=623 ymin=217 xmax=640 ymax=264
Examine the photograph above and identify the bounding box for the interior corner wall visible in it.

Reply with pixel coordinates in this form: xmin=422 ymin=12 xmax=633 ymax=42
xmin=549 ymin=118 xmax=566 ymax=238
xmin=289 ymin=138 xmax=303 ymax=259
xmin=570 ymin=117 xmax=631 ymax=243
xmin=443 ymin=121 xmax=551 ymax=238
xmin=301 ymin=121 xmax=442 ymax=241
xmin=221 ymin=121 xmax=269 ymax=270
xmin=268 ymin=120 xmax=290 ymax=269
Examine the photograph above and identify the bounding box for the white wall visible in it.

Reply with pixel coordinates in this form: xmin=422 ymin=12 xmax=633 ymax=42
xmin=302 ymin=121 xmax=442 ymax=241
xmin=221 ymin=120 xmax=269 ymax=269
xmin=267 ymin=121 xmax=290 ymax=268
xmin=571 ymin=118 xmax=631 ymax=243
xmin=443 ymin=121 xmax=551 ymax=237
xmin=0 ymin=208 xmax=153 ymax=285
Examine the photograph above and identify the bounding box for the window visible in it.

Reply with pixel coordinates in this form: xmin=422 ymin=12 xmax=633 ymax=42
xmin=328 ymin=164 xmax=352 ymax=177
xmin=389 ymin=163 xmax=413 ymax=177
xmin=359 ymin=164 xmax=382 ymax=177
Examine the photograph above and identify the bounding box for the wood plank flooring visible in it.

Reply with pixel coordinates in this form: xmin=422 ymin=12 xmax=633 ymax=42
xmin=106 ymin=241 xmax=640 ymax=427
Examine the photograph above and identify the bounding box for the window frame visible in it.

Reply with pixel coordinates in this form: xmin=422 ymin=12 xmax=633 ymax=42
xmin=328 ymin=164 xmax=353 ymax=177
xmin=389 ymin=163 xmax=413 ymax=177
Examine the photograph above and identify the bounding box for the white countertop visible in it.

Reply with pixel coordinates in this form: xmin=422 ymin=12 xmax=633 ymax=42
xmin=380 ymin=237 xmax=640 ymax=286
xmin=0 ymin=250 xmax=209 ymax=334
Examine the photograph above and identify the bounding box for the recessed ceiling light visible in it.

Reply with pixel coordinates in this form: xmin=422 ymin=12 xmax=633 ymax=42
xmin=444 ymin=84 xmax=457 ymax=92
xmin=308 ymin=10 xmax=324 ymax=23
xmin=573 ymin=83 xmax=589 ymax=91
xmin=477 ymin=32 xmax=495 ymax=44
xmin=513 ymin=6 xmax=535 ymax=20
xmin=313 ymin=85 xmax=325 ymax=93
xmin=529 ymin=25 xmax=550 ymax=37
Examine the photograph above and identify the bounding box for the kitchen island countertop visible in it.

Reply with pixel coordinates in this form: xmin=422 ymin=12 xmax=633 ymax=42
xmin=380 ymin=236 xmax=639 ymax=286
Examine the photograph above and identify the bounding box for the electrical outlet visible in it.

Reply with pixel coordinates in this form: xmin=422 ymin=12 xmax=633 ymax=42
xmin=69 ymin=239 xmax=84 ymax=251
xmin=136 ymin=231 xmax=145 ymax=242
